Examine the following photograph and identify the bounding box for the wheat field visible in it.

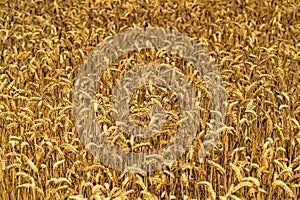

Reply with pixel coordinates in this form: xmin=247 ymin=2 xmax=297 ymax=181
xmin=0 ymin=0 xmax=300 ymax=199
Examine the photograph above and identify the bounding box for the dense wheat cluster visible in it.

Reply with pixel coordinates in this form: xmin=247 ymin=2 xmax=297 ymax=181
xmin=1 ymin=0 xmax=300 ymax=199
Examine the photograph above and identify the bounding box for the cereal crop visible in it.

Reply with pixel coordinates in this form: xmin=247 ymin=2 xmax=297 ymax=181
xmin=0 ymin=0 xmax=299 ymax=199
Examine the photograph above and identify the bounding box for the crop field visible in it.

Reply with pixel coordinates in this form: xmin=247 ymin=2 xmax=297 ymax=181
xmin=0 ymin=0 xmax=300 ymax=199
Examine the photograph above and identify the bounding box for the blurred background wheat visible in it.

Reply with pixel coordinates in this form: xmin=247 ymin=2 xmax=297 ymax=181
xmin=0 ymin=0 xmax=300 ymax=199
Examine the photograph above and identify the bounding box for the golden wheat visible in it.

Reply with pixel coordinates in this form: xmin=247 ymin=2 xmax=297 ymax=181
xmin=0 ymin=0 xmax=299 ymax=199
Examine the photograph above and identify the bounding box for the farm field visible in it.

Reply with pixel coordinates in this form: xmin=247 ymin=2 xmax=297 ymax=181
xmin=0 ymin=0 xmax=300 ymax=199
